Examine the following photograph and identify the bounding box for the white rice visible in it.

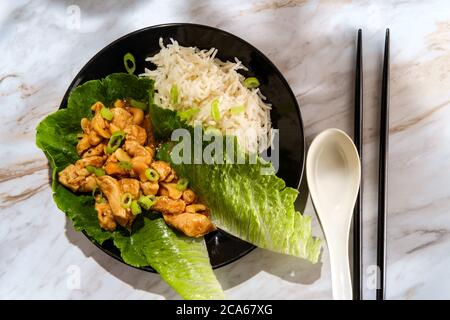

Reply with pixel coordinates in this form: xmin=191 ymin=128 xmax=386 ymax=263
xmin=142 ymin=38 xmax=272 ymax=153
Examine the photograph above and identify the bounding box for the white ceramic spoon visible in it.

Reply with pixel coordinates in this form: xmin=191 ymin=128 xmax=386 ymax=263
xmin=306 ymin=128 xmax=361 ymax=300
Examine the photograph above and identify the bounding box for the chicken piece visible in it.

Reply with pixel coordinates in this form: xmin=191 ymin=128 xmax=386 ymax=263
xmin=158 ymin=187 xmax=169 ymax=197
xmin=104 ymin=154 xmax=129 ymax=177
xmin=151 ymin=161 xmax=171 ymax=181
xmin=158 ymin=188 xmax=172 ymax=199
xmin=125 ymin=140 xmax=153 ymax=182
xmin=131 ymin=158 xmax=149 ymax=181
xmin=160 ymin=183 xmax=183 ymax=200
xmin=123 ymin=140 xmax=153 ymax=163
xmin=88 ymin=129 xmax=102 ymax=146
xmin=186 ymin=204 xmax=208 ymax=215
xmin=104 ymin=162 xmax=128 ymax=177
xmin=140 ymin=181 xmax=159 ymax=196
xmin=92 ymin=112 xmax=111 ymax=139
xmin=76 ymin=134 xmax=91 ymax=155
xmin=79 ymin=175 xmax=97 ymax=192
xmin=163 ymin=213 xmax=216 ymax=238
xmin=142 ymin=116 xmax=155 ymax=147
xmin=111 ymin=107 xmax=133 ymax=130
xmin=75 ymin=156 xmax=106 ymax=168
xmin=79 ymin=117 xmax=103 ymax=148
xmin=58 ymin=164 xmax=93 ymax=192
xmin=120 ymin=178 xmax=140 ymax=199
xmin=182 ymin=189 xmax=196 ymax=204
xmin=108 ymin=123 xmax=121 ymax=135
xmin=80 ymin=118 xmax=91 ymax=133
xmin=95 ymin=201 xmax=116 ymax=231
xmin=114 ymin=99 xmax=126 ymax=108
xmin=128 ymin=107 xmax=144 ymax=125
xmin=113 ymin=148 xmax=131 ymax=162
xmin=164 ymin=169 xmax=177 ymax=182
xmin=91 ymin=101 xmax=104 ymax=113
xmin=82 ymin=143 xmax=105 ymax=158
xmin=96 ymin=176 xmax=134 ymax=228
xmin=152 ymin=196 xmax=186 ymax=215
xmin=124 ymin=124 xmax=147 ymax=145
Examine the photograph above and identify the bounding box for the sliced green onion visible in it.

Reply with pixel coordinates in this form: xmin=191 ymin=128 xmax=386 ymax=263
xmin=123 ymin=52 xmax=136 ymax=75
xmin=243 ymin=77 xmax=260 ymax=89
xmin=120 ymin=193 xmax=133 ymax=209
xmin=211 ymin=99 xmax=220 ymax=121
xmin=111 ymin=130 xmax=126 ymax=138
xmin=105 ymin=146 xmax=114 ymax=154
xmin=138 ymin=195 xmax=155 ymax=210
xmin=129 ymin=99 xmax=147 ymax=111
xmin=118 ymin=161 xmax=132 ymax=170
xmin=145 ymin=168 xmax=159 ymax=182
xmin=94 ymin=167 xmax=105 ymax=176
xmin=176 ymin=178 xmax=189 ymax=191
xmin=178 ymin=108 xmax=200 ymax=122
xmin=170 ymin=84 xmax=179 ymax=105
xmin=92 ymin=186 xmax=99 ymax=198
xmin=106 ymin=130 xmax=125 ymax=154
xmin=100 ymin=107 xmax=114 ymax=121
xmin=86 ymin=166 xmax=105 ymax=176
xmin=131 ymin=200 xmax=142 ymax=216
xmin=230 ymin=105 xmax=246 ymax=115
xmin=92 ymin=186 xmax=104 ymax=202
xmin=86 ymin=165 xmax=96 ymax=174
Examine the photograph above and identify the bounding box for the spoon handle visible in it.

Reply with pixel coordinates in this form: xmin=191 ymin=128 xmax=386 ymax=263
xmin=328 ymin=234 xmax=353 ymax=300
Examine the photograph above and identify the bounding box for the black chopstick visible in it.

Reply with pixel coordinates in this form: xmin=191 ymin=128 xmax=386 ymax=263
xmin=376 ymin=28 xmax=390 ymax=300
xmin=353 ymin=29 xmax=363 ymax=300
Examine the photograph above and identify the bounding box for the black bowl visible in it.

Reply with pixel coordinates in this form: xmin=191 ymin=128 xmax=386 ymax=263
xmin=60 ymin=23 xmax=305 ymax=272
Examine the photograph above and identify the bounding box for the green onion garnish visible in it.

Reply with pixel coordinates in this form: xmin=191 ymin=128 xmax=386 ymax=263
xmin=131 ymin=200 xmax=142 ymax=216
xmin=118 ymin=161 xmax=132 ymax=170
xmin=86 ymin=165 xmax=96 ymax=174
xmin=86 ymin=166 xmax=105 ymax=176
xmin=123 ymin=52 xmax=136 ymax=75
xmin=230 ymin=105 xmax=246 ymax=115
xmin=178 ymin=108 xmax=200 ymax=122
xmin=94 ymin=167 xmax=105 ymax=176
xmin=106 ymin=130 xmax=125 ymax=154
xmin=176 ymin=178 xmax=189 ymax=191
xmin=211 ymin=99 xmax=220 ymax=121
xmin=170 ymin=84 xmax=179 ymax=105
xmin=120 ymin=193 xmax=133 ymax=209
xmin=92 ymin=186 xmax=104 ymax=203
xmin=145 ymin=168 xmax=159 ymax=182
xmin=100 ymin=107 xmax=114 ymax=121
xmin=138 ymin=195 xmax=155 ymax=210
xmin=243 ymin=77 xmax=260 ymax=89
xmin=129 ymin=99 xmax=147 ymax=111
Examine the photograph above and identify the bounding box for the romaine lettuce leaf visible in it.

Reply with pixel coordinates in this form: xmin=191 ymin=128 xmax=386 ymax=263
xmin=150 ymin=104 xmax=321 ymax=263
xmin=115 ymin=216 xmax=225 ymax=300
xmin=36 ymin=73 xmax=224 ymax=299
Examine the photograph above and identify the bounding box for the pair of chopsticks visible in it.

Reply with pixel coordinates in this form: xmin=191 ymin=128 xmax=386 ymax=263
xmin=353 ymin=29 xmax=390 ymax=300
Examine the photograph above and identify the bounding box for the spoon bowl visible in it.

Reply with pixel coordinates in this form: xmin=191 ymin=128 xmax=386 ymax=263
xmin=306 ymin=128 xmax=361 ymax=300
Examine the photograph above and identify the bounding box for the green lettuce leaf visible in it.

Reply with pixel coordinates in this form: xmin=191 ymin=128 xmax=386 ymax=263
xmin=114 ymin=216 xmax=225 ymax=300
xmin=36 ymin=73 xmax=224 ymax=299
xmin=150 ymin=104 xmax=322 ymax=263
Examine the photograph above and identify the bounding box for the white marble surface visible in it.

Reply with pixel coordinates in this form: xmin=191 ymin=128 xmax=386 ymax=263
xmin=1 ymin=0 xmax=449 ymax=300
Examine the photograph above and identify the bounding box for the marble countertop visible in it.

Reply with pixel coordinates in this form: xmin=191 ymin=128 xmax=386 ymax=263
xmin=1 ymin=0 xmax=449 ymax=300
